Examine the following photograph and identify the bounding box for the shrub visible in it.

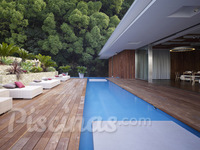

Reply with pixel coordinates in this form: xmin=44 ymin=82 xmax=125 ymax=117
xmin=36 ymin=54 xmax=57 ymax=71
xmin=47 ymin=67 xmax=56 ymax=72
xmin=21 ymin=61 xmax=34 ymax=73
xmin=30 ymin=66 xmax=43 ymax=73
xmin=17 ymin=48 xmax=35 ymax=62
xmin=77 ymin=66 xmax=87 ymax=74
xmin=59 ymin=65 xmax=71 ymax=73
xmin=0 ymin=42 xmax=19 ymax=58
xmin=6 ymin=60 xmax=23 ymax=80
xmin=1 ymin=57 xmax=13 ymax=65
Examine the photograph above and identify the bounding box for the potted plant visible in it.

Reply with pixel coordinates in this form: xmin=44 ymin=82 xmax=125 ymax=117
xmin=77 ymin=66 xmax=87 ymax=78
xmin=59 ymin=65 xmax=71 ymax=75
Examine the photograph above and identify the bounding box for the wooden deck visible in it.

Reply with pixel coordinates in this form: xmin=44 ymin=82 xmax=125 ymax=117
xmin=108 ymin=78 xmax=200 ymax=132
xmin=0 ymin=78 xmax=87 ymax=150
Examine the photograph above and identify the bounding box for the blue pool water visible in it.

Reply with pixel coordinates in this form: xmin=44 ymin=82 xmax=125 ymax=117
xmin=79 ymin=78 xmax=200 ymax=150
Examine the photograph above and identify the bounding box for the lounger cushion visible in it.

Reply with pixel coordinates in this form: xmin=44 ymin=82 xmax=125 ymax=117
xmin=33 ymin=80 xmax=42 ymax=83
xmin=15 ymin=82 xmax=25 ymax=88
xmin=3 ymin=83 xmax=16 ymax=89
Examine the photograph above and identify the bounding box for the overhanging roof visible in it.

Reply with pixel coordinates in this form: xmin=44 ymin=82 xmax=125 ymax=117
xmin=99 ymin=0 xmax=200 ymax=59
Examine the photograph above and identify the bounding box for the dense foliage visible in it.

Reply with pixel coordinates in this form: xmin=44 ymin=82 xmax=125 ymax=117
xmin=0 ymin=0 xmax=134 ymax=76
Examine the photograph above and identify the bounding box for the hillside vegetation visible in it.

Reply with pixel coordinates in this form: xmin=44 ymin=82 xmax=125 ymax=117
xmin=0 ymin=0 xmax=134 ymax=76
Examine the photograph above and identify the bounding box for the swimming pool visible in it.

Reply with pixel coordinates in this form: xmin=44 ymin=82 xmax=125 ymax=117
xmin=79 ymin=78 xmax=200 ymax=150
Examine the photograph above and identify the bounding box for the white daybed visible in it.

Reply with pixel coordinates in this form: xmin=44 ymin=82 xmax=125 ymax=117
xmin=29 ymin=80 xmax=60 ymax=89
xmin=55 ymin=75 xmax=70 ymax=82
xmin=8 ymin=86 xmax=43 ymax=99
xmin=0 ymin=89 xmax=10 ymax=97
xmin=0 ymin=89 xmax=12 ymax=114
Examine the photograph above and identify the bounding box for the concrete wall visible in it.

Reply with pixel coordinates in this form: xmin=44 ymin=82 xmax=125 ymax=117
xmin=0 ymin=65 xmax=10 ymax=75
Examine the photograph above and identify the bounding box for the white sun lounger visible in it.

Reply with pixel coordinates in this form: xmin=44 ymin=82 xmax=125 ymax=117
xmin=29 ymin=80 xmax=60 ymax=89
xmin=0 ymin=89 xmax=10 ymax=97
xmin=54 ymin=76 xmax=70 ymax=82
xmin=0 ymin=97 xmax=12 ymax=114
xmin=8 ymin=86 xmax=43 ymax=99
xmin=0 ymin=89 xmax=12 ymax=114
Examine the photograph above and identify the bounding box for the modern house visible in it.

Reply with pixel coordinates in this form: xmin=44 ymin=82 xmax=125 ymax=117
xmin=99 ymin=0 xmax=200 ymax=83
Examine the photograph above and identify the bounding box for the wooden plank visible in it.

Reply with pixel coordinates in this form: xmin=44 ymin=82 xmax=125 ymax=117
xmin=56 ymin=92 xmax=82 ymax=150
xmin=109 ymin=50 xmax=135 ymax=79
xmin=20 ymin=81 xmax=75 ymax=149
xmin=107 ymin=78 xmax=200 ymax=132
xmin=56 ymin=80 xmax=87 ymax=150
xmin=0 ymin=93 xmax=60 ymax=149
xmin=33 ymin=81 xmax=81 ymax=150
xmin=20 ymin=93 xmax=73 ymax=150
xmin=0 ymin=78 xmax=87 ymax=150
xmin=0 ymin=90 xmax=51 ymax=131
xmin=67 ymin=80 xmax=87 ymax=150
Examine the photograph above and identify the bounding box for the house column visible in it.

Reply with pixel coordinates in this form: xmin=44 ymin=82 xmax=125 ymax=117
xmin=111 ymin=56 xmax=114 ymax=77
xmin=148 ymin=45 xmax=153 ymax=83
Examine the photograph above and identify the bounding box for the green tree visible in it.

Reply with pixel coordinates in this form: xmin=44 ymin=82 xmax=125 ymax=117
xmin=100 ymin=0 xmax=124 ymax=16
xmin=0 ymin=1 xmax=28 ymax=45
xmin=0 ymin=0 xmax=132 ymax=77
xmin=119 ymin=0 xmax=135 ymax=19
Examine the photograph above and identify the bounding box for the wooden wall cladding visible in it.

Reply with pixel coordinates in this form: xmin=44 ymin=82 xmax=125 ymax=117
xmin=108 ymin=50 xmax=135 ymax=79
xmin=170 ymin=50 xmax=200 ymax=79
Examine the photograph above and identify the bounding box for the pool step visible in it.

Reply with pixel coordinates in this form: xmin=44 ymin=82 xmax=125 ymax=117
xmin=93 ymin=121 xmax=200 ymax=150
xmin=89 ymin=79 xmax=107 ymax=82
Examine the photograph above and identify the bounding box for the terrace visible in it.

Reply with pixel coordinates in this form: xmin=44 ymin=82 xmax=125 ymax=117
xmin=0 ymin=78 xmax=199 ymax=150
xmin=0 ymin=79 xmax=87 ymax=150
xmin=1 ymin=0 xmax=200 ymax=150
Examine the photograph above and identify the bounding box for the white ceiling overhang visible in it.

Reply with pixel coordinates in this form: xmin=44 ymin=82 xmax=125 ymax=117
xmin=99 ymin=0 xmax=200 ymax=59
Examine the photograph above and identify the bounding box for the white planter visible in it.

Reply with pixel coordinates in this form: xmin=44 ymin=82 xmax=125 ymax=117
xmin=79 ymin=73 xmax=84 ymax=78
xmin=65 ymin=72 xmax=68 ymax=76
